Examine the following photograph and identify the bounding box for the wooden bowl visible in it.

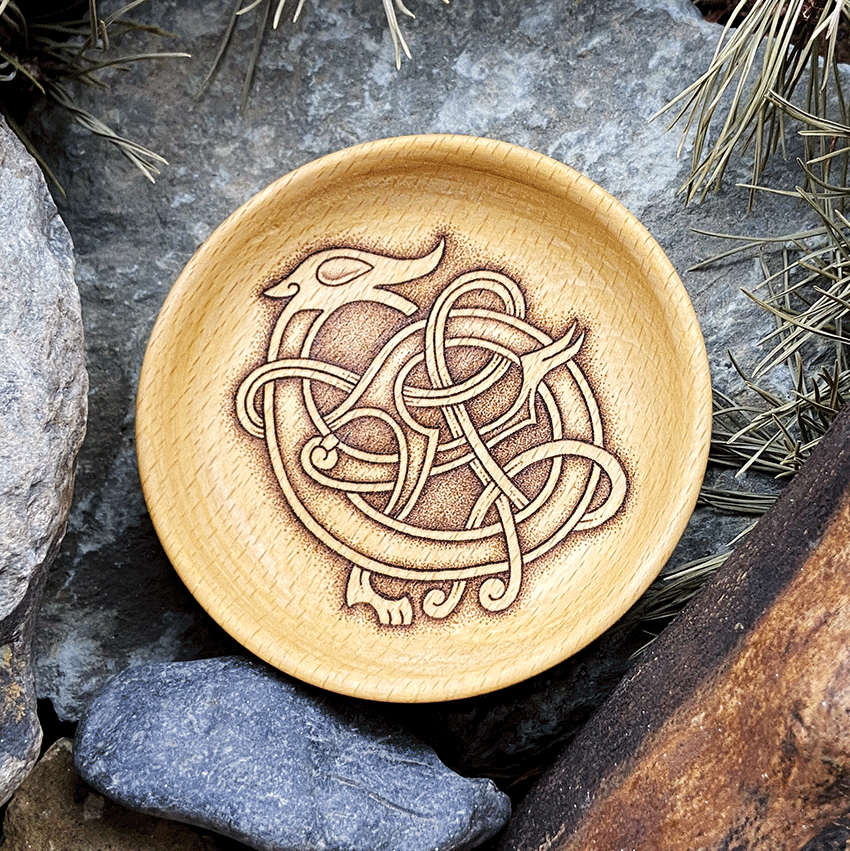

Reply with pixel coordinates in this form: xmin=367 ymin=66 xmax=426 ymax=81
xmin=137 ymin=135 xmax=711 ymax=702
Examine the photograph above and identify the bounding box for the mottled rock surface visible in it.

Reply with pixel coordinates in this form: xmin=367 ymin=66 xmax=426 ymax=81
xmin=3 ymin=738 xmax=236 ymax=851
xmin=498 ymin=402 xmax=850 ymax=849
xmin=74 ymin=656 xmax=510 ymax=851
xmin=0 ymin=116 xmax=87 ymax=803
xmin=26 ymin=0 xmax=811 ymax=775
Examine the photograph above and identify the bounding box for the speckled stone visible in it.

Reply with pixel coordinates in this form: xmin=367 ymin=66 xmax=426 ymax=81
xmin=0 ymin=115 xmax=87 ymax=804
xmin=74 ymin=656 xmax=510 ymax=851
xmin=3 ymin=738 xmax=228 ymax=851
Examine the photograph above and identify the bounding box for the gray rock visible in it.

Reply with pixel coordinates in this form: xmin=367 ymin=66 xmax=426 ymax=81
xmin=73 ymin=656 xmax=511 ymax=851
xmin=395 ymin=618 xmax=646 ymax=784
xmin=3 ymin=738 xmax=230 ymax=851
xmin=0 ymin=115 xmax=87 ymax=803
xmin=27 ymin=0 xmax=810 ymax=768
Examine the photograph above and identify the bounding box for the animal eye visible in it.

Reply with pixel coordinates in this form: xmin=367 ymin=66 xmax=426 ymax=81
xmin=317 ymin=256 xmax=373 ymax=286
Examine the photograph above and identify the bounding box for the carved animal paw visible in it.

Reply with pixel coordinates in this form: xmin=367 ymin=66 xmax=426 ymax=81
xmin=346 ymin=567 xmax=413 ymax=626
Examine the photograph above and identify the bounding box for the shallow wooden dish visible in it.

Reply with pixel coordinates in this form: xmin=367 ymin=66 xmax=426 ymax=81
xmin=137 ymin=135 xmax=711 ymax=703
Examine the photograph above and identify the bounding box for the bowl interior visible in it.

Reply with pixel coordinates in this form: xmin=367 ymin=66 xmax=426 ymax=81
xmin=137 ymin=135 xmax=711 ymax=702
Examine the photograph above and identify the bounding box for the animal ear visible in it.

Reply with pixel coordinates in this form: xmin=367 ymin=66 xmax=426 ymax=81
xmin=317 ymin=256 xmax=374 ymax=286
xmin=263 ymin=280 xmax=299 ymax=298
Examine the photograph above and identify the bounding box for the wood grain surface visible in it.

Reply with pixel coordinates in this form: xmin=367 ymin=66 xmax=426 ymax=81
xmin=135 ymin=134 xmax=711 ymax=702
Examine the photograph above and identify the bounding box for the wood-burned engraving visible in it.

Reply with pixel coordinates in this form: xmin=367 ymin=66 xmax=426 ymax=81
xmin=235 ymin=238 xmax=628 ymax=626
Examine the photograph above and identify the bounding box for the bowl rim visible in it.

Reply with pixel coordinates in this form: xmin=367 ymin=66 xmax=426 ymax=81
xmin=137 ymin=133 xmax=713 ymax=702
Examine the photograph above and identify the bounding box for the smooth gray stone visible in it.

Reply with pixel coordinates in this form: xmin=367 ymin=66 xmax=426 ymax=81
xmin=0 ymin=116 xmax=87 ymax=803
xmin=74 ymin=656 xmax=511 ymax=851
xmin=28 ymin=0 xmax=808 ymax=765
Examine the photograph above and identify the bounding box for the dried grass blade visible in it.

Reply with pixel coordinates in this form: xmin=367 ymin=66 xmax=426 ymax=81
xmin=197 ymin=0 xmax=242 ymax=98
xmin=240 ymin=0 xmax=271 ymax=112
xmin=0 ymin=105 xmax=65 ymax=195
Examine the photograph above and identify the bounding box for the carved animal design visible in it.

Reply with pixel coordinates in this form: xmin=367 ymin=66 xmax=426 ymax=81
xmin=236 ymin=239 xmax=627 ymax=626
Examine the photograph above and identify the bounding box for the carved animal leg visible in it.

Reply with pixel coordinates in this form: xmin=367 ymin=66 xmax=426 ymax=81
xmin=346 ymin=566 xmax=413 ymax=626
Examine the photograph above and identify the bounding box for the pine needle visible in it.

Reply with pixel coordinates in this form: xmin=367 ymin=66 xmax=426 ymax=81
xmin=240 ymin=0 xmax=271 ymax=113
xmin=0 ymin=104 xmax=66 ymax=195
xmin=637 ymin=81 xmax=850 ymax=628
xmin=0 ymin=0 xmax=184 ymax=186
xmin=654 ymin=0 xmax=850 ymax=204
xmin=46 ymin=81 xmax=168 ymax=183
xmin=197 ymin=0 xmax=242 ymax=99
xmin=201 ymin=0 xmax=434 ymax=105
